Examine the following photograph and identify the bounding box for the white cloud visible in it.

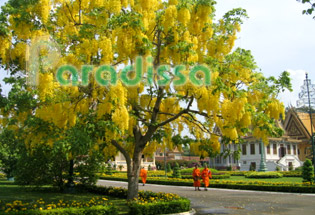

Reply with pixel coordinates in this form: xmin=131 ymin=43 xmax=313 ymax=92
xmin=278 ymin=69 xmax=307 ymax=107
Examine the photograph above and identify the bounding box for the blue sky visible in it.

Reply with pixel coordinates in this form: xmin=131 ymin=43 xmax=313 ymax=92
xmin=1 ymin=0 xmax=315 ymax=107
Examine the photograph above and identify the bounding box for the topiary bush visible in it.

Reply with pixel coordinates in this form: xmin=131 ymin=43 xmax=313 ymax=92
xmin=167 ymin=163 xmax=172 ymax=173
xmin=105 ymin=163 xmax=113 ymax=175
xmin=302 ymin=159 xmax=314 ymax=184
xmin=172 ymin=162 xmax=181 ymax=179
xmin=245 ymin=172 xmax=283 ymax=178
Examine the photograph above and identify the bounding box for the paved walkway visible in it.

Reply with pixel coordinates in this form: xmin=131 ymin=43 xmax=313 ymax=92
xmin=97 ymin=180 xmax=315 ymax=215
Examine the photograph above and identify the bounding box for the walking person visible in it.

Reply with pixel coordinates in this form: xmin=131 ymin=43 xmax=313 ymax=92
xmin=201 ymin=164 xmax=212 ymax=191
xmin=140 ymin=166 xmax=147 ymax=186
xmin=192 ymin=164 xmax=201 ymax=191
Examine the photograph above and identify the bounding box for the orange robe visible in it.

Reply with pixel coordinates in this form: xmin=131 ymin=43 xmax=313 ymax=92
xmin=192 ymin=168 xmax=201 ymax=187
xmin=201 ymin=168 xmax=212 ymax=187
xmin=140 ymin=169 xmax=147 ymax=184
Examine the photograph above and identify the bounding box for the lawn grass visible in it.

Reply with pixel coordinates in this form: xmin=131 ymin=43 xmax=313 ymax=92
xmin=221 ymin=176 xmax=303 ymax=183
xmin=0 ymin=179 xmax=129 ymax=214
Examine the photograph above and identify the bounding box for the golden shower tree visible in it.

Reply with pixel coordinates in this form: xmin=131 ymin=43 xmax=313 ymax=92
xmin=0 ymin=0 xmax=291 ymax=199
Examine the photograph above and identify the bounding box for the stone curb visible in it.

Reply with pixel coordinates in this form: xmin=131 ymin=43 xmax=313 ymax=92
xmin=161 ymin=208 xmax=196 ymax=215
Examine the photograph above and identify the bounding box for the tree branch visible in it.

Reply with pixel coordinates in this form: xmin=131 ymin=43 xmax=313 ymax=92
xmin=156 ymin=96 xmax=194 ymax=128
xmin=111 ymin=140 xmax=131 ymax=167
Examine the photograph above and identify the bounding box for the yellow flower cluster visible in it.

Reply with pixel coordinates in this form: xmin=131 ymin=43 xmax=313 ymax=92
xmin=110 ymin=0 xmax=122 ymax=14
xmin=37 ymin=0 xmax=51 ymax=24
xmin=253 ymin=127 xmax=269 ymax=144
xmin=0 ymin=36 xmax=10 ymax=63
xmin=178 ymin=8 xmax=191 ymax=26
xmin=0 ymin=197 xmax=109 ymax=213
xmin=221 ymin=98 xmax=246 ymax=124
xmin=36 ymin=102 xmax=78 ymax=129
xmin=266 ymin=100 xmax=285 ymax=120
xmin=99 ymin=36 xmax=113 ymax=64
xmin=196 ymin=87 xmax=219 ymax=114
xmin=163 ymin=5 xmax=177 ymax=30
xmin=38 ymin=73 xmax=55 ymax=101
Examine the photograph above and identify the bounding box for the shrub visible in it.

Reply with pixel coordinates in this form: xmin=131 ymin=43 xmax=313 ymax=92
xmin=7 ymin=205 xmax=118 ymax=215
xmin=245 ymin=172 xmax=283 ymax=178
xmin=302 ymin=159 xmax=314 ymax=184
xmin=181 ymin=174 xmax=230 ymax=179
xmin=280 ymin=171 xmax=301 ymax=177
xmin=167 ymin=163 xmax=172 ymax=173
xmin=249 ymin=165 xmax=255 ymax=171
xmin=118 ymin=165 xmax=124 ymax=171
xmin=148 ymin=165 xmax=152 ymax=171
xmin=172 ymin=163 xmax=181 ymax=179
xmin=1 ymin=197 xmax=117 ymax=215
xmin=0 ymin=172 xmax=6 ymax=179
xmin=275 ymin=166 xmax=281 ymax=171
xmin=295 ymin=166 xmax=303 ymax=172
xmin=128 ymin=198 xmax=190 ymax=215
xmin=180 ymin=168 xmax=218 ymax=175
xmin=105 ymin=163 xmax=112 ymax=175
xmin=155 ymin=160 xmax=200 ymax=170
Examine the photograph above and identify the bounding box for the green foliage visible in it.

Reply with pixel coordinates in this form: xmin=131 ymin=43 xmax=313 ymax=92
xmin=5 ymin=205 xmax=118 ymax=215
xmin=172 ymin=162 xmax=181 ymax=179
xmin=249 ymin=165 xmax=256 ymax=171
xmin=74 ymin=154 xmax=103 ymax=186
xmin=297 ymin=0 xmax=315 ymax=19
xmin=289 ymin=165 xmax=294 ymax=171
xmin=302 ymin=159 xmax=314 ymax=183
xmin=155 ymin=160 xmax=200 ymax=170
xmin=180 ymin=168 xmax=218 ymax=175
xmin=0 ymin=129 xmax=20 ymax=178
xmin=105 ymin=163 xmax=113 ymax=175
xmin=118 ymin=165 xmax=124 ymax=171
xmin=181 ymin=174 xmax=230 ymax=179
xmin=276 ymin=166 xmax=281 ymax=171
xmin=245 ymin=172 xmax=283 ymax=179
xmin=167 ymin=163 xmax=172 ymax=173
xmin=148 ymin=165 xmax=152 ymax=171
xmin=280 ymin=171 xmax=302 ymax=177
xmin=128 ymin=198 xmax=190 ymax=215
xmin=13 ymin=143 xmax=103 ymax=190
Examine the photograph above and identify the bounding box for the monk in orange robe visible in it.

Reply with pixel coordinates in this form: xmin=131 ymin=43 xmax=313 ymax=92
xmin=192 ymin=164 xmax=201 ymax=191
xmin=140 ymin=167 xmax=147 ymax=186
xmin=201 ymin=165 xmax=212 ymax=191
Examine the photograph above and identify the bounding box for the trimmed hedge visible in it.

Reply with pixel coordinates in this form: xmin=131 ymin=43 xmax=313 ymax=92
xmin=181 ymin=174 xmax=230 ymax=179
xmin=180 ymin=168 xmax=218 ymax=175
xmin=245 ymin=172 xmax=283 ymax=178
xmin=128 ymin=198 xmax=190 ymax=215
xmin=100 ymin=175 xmax=315 ymax=193
xmin=281 ymin=171 xmax=302 ymax=177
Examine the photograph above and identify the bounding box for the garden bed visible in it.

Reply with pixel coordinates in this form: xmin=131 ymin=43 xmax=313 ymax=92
xmin=0 ymin=179 xmax=191 ymax=215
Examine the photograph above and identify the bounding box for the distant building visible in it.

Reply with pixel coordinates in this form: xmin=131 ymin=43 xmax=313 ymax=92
xmin=210 ymin=119 xmax=304 ymax=171
xmin=284 ymin=108 xmax=315 ymax=161
xmin=296 ymin=77 xmax=315 ymax=108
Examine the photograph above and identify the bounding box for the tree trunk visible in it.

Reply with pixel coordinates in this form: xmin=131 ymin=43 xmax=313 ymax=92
xmin=126 ymin=146 xmax=143 ymax=200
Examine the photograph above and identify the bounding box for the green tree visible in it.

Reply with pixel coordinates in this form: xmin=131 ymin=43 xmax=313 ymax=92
xmin=0 ymin=129 xmax=20 ymax=178
xmin=302 ymin=159 xmax=314 ymax=184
